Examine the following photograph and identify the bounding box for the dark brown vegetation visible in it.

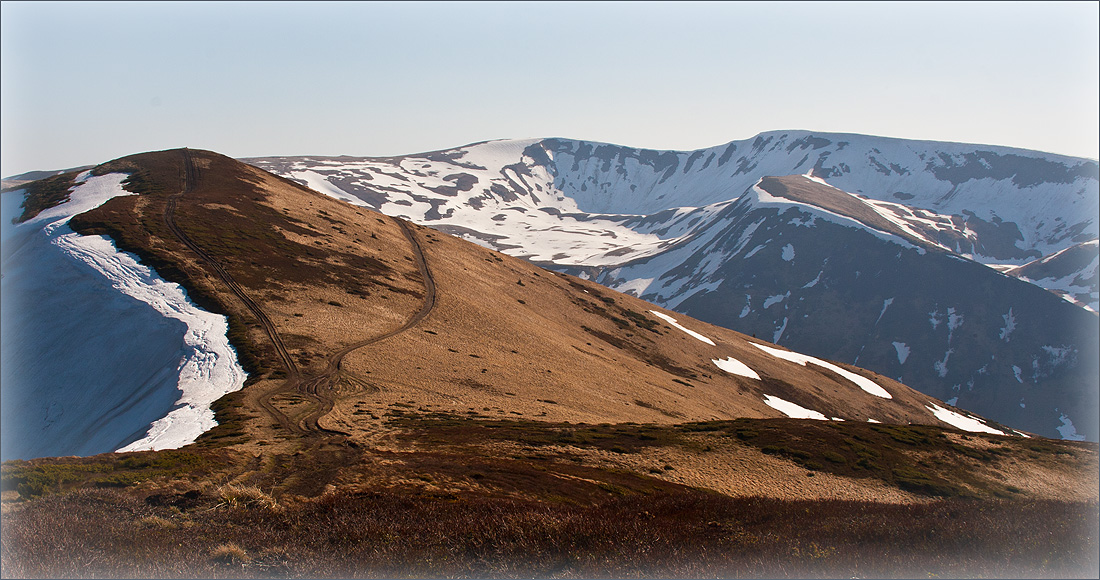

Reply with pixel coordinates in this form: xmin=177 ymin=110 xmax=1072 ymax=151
xmin=13 ymin=170 xmax=81 ymax=222
xmin=386 ymin=412 xmax=1094 ymax=500
xmin=2 ymin=486 xmax=1096 ymax=579
xmin=4 ymin=413 xmax=1097 ymax=577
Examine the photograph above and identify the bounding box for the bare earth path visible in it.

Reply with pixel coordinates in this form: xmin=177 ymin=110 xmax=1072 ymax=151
xmin=164 ymin=149 xmax=437 ymax=440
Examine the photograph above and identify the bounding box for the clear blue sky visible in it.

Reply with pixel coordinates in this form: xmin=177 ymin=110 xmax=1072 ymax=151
xmin=2 ymin=1 xmax=1097 ymax=177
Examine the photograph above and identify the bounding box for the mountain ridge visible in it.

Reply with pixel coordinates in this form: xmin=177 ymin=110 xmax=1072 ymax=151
xmin=2 ymin=147 xmax=1028 ymax=462
xmin=241 ymin=131 xmax=1099 ymax=440
xmin=3 ymin=147 xmax=1097 ymax=579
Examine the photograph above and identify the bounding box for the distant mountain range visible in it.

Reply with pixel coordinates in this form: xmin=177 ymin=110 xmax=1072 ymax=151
xmin=243 ymin=131 xmax=1099 ymax=440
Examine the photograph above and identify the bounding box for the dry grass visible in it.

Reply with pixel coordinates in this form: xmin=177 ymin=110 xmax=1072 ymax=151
xmin=215 ymin=484 xmax=278 ymax=511
xmin=2 ymin=487 xmax=1095 ymax=579
xmin=210 ymin=542 xmax=251 ymax=565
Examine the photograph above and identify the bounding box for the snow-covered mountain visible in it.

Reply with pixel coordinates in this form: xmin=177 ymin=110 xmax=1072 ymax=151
xmin=246 ymin=131 xmax=1100 ymax=440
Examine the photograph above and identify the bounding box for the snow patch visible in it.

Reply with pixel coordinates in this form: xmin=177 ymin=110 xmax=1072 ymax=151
xmin=892 ymin=341 xmax=910 ymax=365
xmin=1056 ymin=412 xmax=1086 ymax=441
xmin=947 ymin=307 xmax=963 ymax=342
xmin=934 ymin=349 xmax=953 ymax=378
xmin=1012 ymin=365 xmax=1023 ymax=383
xmin=743 ymin=244 xmax=766 ymax=259
xmin=763 ymin=394 xmax=828 ymax=420
xmin=712 ymin=357 xmax=761 ymax=380
xmin=928 ymin=309 xmax=942 ymax=330
xmin=781 ymin=243 xmax=795 ymax=261
xmin=751 ymin=343 xmax=892 ymax=398
xmin=772 ymin=317 xmax=788 ymax=344
xmin=999 ymin=308 xmax=1016 ymax=342
xmin=648 ymin=310 xmax=715 ymax=345
xmin=617 ymin=277 xmax=654 ymax=296
xmin=876 ymin=297 xmax=894 ymax=325
xmin=926 ymin=403 xmax=1004 ymax=435
xmin=763 ymin=292 xmax=789 ymax=309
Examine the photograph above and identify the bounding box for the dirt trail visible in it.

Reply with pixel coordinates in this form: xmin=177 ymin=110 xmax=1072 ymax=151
xmin=164 ymin=149 xmax=436 ymax=439
xmin=298 ymin=220 xmax=437 ymax=433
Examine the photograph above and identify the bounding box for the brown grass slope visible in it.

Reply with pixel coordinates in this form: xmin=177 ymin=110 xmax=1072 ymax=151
xmin=3 ymin=148 xmax=1097 ymax=578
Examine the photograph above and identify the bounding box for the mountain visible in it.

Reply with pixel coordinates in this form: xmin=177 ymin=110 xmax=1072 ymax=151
xmin=2 ymin=148 xmax=1020 ymax=461
xmin=243 ymin=131 xmax=1100 ymax=440
xmin=1 ymin=147 xmax=1097 ymax=579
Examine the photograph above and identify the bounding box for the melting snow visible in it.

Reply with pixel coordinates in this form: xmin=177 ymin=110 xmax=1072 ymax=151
xmin=934 ymin=349 xmax=953 ymax=378
xmin=751 ymin=342 xmax=892 ymax=398
xmin=1056 ymin=412 xmax=1086 ymax=441
xmin=926 ymin=403 xmax=1004 ymax=435
xmin=763 ymin=394 xmax=828 ymax=420
xmin=866 ymin=418 xmax=881 ymax=423
xmin=781 ymin=243 xmax=795 ymax=261
xmin=617 ymin=277 xmax=654 ymax=296
xmin=876 ymin=297 xmax=894 ymax=325
xmin=999 ymin=308 xmax=1016 ymax=342
xmin=763 ymin=292 xmax=789 ymax=309
xmin=648 ymin=310 xmax=715 ymax=345
xmin=772 ymin=317 xmax=788 ymax=344
xmin=712 ymin=357 xmax=761 ymax=380
xmin=892 ymin=341 xmax=910 ymax=365
xmin=928 ymin=309 xmax=942 ymax=330
xmin=1012 ymin=365 xmax=1023 ymax=383
xmin=743 ymin=244 xmax=766 ymax=259
xmin=947 ymin=307 xmax=963 ymax=342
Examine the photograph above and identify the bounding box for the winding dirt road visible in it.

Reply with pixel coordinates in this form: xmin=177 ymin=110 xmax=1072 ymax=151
xmin=163 ymin=149 xmax=437 ymax=438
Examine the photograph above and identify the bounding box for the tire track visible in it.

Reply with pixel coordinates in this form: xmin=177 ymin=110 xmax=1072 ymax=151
xmin=164 ymin=150 xmax=436 ymax=438
xmin=165 ymin=150 xmax=302 ymax=435
xmin=297 ymin=220 xmax=437 ymax=432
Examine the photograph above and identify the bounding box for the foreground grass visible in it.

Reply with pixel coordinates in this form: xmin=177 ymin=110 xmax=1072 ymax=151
xmin=2 ymin=486 xmax=1095 ymax=579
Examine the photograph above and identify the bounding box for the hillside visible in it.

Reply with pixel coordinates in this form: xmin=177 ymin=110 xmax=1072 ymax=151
xmin=245 ymin=132 xmax=1100 ymax=440
xmin=4 ymin=148 xmax=1012 ymax=457
xmin=1 ymin=148 xmax=1096 ymax=578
